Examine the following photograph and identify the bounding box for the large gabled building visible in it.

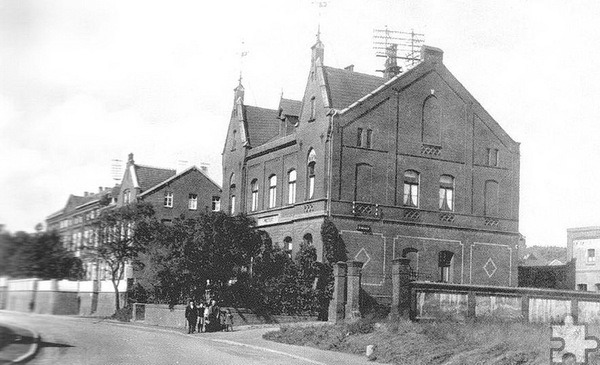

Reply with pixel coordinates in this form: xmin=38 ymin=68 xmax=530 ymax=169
xmin=222 ymin=35 xmax=521 ymax=303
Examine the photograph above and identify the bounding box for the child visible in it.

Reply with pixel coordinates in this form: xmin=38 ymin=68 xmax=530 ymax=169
xmin=224 ymin=309 xmax=234 ymax=332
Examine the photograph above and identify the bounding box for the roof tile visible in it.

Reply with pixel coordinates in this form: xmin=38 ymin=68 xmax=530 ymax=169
xmin=323 ymin=66 xmax=385 ymax=109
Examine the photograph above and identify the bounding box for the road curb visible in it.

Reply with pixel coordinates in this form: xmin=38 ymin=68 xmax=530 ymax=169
xmin=10 ymin=326 xmax=40 ymax=364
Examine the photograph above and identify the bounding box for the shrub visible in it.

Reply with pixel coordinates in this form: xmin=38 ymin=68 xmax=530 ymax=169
xmin=111 ymin=306 xmax=132 ymax=322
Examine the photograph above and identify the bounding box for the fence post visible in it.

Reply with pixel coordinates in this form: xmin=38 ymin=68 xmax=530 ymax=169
xmin=521 ymin=295 xmax=530 ymax=323
xmin=328 ymin=262 xmax=347 ymax=323
xmin=345 ymin=261 xmax=363 ymax=320
xmin=467 ymin=290 xmax=476 ymax=319
xmin=571 ymin=298 xmax=579 ymax=324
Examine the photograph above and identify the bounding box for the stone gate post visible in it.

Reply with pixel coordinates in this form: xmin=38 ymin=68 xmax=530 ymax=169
xmin=345 ymin=261 xmax=363 ymax=320
xmin=328 ymin=262 xmax=347 ymax=323
xmin=390 ymin=257 xmax=412 ymax=319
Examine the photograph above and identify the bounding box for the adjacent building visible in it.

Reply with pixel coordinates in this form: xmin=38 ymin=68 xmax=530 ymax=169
xmin=47 ymin=153 xmax=222 ymax=280
xmin=118 ymin=153 xmax=222 ymax=222
xmin=222 ymin=36 xmax=521 ymax=303
xmin=567 ymin=226 xmax=600 ymax=291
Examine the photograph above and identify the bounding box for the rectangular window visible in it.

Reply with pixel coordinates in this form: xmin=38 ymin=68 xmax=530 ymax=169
xmin=578 ymin=284 xmax=588 ymax=291
xmin=164 ymin=192 xmax=173 ymax=208
xmin=188 ymin=194 xmax=198 ymax=210
xmin=288 ymin=171 xmax=297 ymax=205
xmin=230 ymin=195 xmax=236 ymax=214
xmin=211 ymin=196 xmax=221 ymax=211
xmin=357 ymin=128 xmax=363 ymax=147
xmin=366 ymin=129 xmax=372 ymax=149
xmin=588 ymin=249 xmax=596 ymax=262
xmin=487 ymin=148 xmax=499 ymax=166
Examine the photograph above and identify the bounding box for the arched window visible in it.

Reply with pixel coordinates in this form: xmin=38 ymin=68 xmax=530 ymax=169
xmin=403 ymin=170 xmax=420 ymax=207
xmin=422 ymin=95 xmax=441 ymax=145
xmin=250 ymin=179 xmax=259 ymax=212
xmin=283 ymin=236 xmax=293 ymax=253
xmin=288 ymin=170 xmax=297 ymax=204
xmin=229 ymin=173 xmax=236 ymax=215
xmin=307 ymin=149 xmax=316 ymax=199
xmin=303 ymin=233 xmax=313 ymax=246
xmin=402 ymin=247 xmax=419 ymax=274
xmin=268 ymin=175 xmax=277 ymax=208
xmin=439 ymin=175 xmax=454 ymax=211
xmin=354 ymin=163 xmax=373 ymax=202
xmin=484 ymin=180 xmax=499 ymax=216
xmin=439 ymin=251 xmax=454 ymax=283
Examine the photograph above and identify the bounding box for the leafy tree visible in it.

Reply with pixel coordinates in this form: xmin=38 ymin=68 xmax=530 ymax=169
xmin=0 ymin=230 xmax=83 ymax=279
xmin=317 ymin=218 xmax=348 ymax=319
xmin=92 ymin=202 xmax=156 ymax=311
xmin=136 ymin=212 xmax=271 ymax=307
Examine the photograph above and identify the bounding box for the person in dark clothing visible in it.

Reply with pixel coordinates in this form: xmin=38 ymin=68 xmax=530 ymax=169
xmin=184 ymin=300 xmax=198 ymax=334
xmin=206 ymin=300 xmax=220 ymax=332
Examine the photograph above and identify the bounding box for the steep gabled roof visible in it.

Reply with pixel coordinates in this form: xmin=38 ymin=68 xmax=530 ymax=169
xmin=138 ymin=165 xmax=222 ymax=198
xmin=244 ymin=105 xmax=280 ymax=147
xmin=134 ymin=165 xmax=176 ymax=191
xmin=322 ymin=66 xmax=386 ymax=110
xmin=279 ymin=98 xmax=302 ymax=117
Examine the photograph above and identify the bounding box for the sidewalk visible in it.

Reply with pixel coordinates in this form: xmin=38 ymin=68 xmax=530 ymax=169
xmin=0 ymin=323 xmax=39 ymax=364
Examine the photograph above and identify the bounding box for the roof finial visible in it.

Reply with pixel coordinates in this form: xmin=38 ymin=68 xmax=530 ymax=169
xmin=238 ymin=41 xmax=248 ymax=86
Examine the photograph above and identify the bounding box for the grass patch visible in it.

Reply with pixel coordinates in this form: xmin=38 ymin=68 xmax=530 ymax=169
xmin=263 ymin=318 xmax=551 ymax=364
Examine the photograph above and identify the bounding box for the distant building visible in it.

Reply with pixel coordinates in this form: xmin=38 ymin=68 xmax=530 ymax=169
xmin=222 ymin=35 xmax=521 ymax=304
xmin=567 ymin=226 xmax=600 ymax=291
xmin=46 ymin=186 xmax=120 ymax=280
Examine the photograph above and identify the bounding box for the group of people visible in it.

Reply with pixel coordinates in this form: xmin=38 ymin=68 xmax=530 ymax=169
xmin=184 ymin=299 xmax=233 ymax=334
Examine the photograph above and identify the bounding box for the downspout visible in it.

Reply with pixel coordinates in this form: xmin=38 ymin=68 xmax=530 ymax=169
xmin=326 ymin=109 xmax=338 ymax=217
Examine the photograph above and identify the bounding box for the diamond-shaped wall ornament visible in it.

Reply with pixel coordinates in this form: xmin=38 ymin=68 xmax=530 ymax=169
xmin=483 ymin=257 xmax=497 ymax=278
xmin=354 ymin=247 xmax=371 ymax=269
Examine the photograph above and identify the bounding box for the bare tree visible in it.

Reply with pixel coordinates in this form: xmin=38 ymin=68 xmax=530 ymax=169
xmin=93 ymin=202 xmax=155 ymax=311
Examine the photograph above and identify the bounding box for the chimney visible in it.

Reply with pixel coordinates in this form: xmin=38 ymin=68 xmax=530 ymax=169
xmin=421 ymin=45 xmax=443 ymax=64
xmin=98 ymin=187 xmax=103 ymax=193
xmin=200 ymin=163 xmax=209 ymax=174
xmin=384 ymin=44 xmax=401 ymax=80
xmin=344 ymin=64 xmax=354 ymax=72
xmin=84 ymin=192 xmax=89 ymax=197
xmin=127 ymin=153 xmax=135 ymax=166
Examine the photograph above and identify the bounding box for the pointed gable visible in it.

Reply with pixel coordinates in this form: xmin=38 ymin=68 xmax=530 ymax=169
xmin=322 ymin=66 xmax=385 ymax=109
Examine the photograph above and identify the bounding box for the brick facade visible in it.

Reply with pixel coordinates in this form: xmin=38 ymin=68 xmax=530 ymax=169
xmin=222 ymin=39 xmax=521 ymax=303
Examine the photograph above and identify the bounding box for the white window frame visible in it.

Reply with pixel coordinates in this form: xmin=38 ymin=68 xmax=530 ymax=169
xmin=188 ymin=194 xmax=198 ymax=210
xmin=164 ymin=192 xmax=173 ymax=208
xmin=288 ymin=170 xmax=297 ymax=205
xmin=268 ymin=175 xmax=277 ymax=208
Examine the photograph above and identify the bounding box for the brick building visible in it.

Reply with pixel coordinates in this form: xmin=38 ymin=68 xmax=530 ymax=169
xmin=118 ymin=153 xmax=222 ymax=222
xmin=567 ymin=226 xmax=600 ymax=291
xmin=222 ymin=36 xmax=521 ymax=303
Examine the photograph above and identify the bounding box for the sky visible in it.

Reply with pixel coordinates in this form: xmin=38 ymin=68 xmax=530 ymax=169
xmin=1 ymin=0 xmax=600 ymax=248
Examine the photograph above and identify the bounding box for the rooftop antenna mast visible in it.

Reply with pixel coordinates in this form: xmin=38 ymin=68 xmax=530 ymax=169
xmin=111 ymin=159 xmax=123 ymax=184
xmin=373 ymin=27 xmax=425 ymax=74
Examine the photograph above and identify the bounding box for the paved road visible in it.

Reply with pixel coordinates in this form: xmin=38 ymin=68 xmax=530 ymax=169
xmin=0 ymin=311 xmax=373 ymax=365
